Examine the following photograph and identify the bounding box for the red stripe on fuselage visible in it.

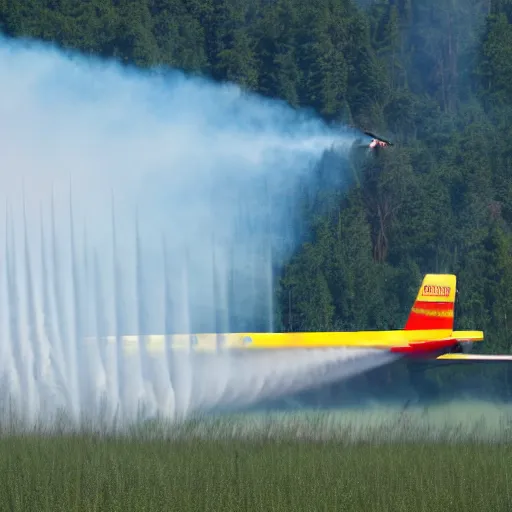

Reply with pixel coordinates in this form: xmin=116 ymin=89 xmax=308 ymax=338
xmin=390 ymin=338 xmax=455 ymax=355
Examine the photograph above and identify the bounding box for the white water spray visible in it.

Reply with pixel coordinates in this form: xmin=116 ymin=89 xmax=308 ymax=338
xmin=0 ymin=36 xmax=393 ymax=429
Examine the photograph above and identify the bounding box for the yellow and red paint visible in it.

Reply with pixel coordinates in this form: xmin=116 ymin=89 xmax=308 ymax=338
xmin=404 ymin=301 xmax=454 ymax=330
xmin=404 ymin=274 xmax=456 ymax=331
xmin=83 ymin=275 xmax=483 ymax=358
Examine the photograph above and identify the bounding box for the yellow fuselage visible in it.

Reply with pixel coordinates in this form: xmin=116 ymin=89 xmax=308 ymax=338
xmin=85 ymin=329 xmax=484 ymax=355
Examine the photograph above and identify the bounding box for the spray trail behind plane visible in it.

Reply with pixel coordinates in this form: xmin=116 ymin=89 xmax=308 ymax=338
xmin=0 ymin=35 xmax=391 ymax=428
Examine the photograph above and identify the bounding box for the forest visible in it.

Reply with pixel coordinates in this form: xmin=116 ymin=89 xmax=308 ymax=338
xmin=1 ymin=0 xmax=512 ymax=361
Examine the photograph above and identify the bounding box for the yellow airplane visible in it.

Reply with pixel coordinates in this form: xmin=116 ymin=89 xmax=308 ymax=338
xmin=90 ymin=273 xmax=512 ymax=361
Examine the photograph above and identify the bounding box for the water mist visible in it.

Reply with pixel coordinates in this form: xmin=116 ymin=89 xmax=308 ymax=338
xmin=0 ymin=36 xmax=394 ymax=430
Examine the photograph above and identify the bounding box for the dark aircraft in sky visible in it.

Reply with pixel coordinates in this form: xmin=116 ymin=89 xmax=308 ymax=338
xmin=349 ymin=128 xmax=394 ymax=154
xmin=364 ymin=131 xmax=393 ymax=149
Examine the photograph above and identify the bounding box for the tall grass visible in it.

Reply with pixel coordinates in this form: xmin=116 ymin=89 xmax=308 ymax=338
xmin=1 ymin=432 xmax=511 ymax=511
xmin=0 ymin=401 xmax=512 ymax=510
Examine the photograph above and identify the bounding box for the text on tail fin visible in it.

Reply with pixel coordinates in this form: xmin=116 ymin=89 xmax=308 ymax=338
xmin=404 ymin=274 xmax=456 ymax=331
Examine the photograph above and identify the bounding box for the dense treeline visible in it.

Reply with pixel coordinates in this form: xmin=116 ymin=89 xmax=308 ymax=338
xmin=1 ymin=0 xmax=512 ymax=363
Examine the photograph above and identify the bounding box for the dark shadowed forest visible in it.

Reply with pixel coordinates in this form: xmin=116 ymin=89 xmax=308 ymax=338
xmin=2 ymin=0 xmax=512 ymax=399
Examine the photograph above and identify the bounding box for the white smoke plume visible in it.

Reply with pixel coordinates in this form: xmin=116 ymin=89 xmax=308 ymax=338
xmin=0 ymin=35 xmax=392 ymax=430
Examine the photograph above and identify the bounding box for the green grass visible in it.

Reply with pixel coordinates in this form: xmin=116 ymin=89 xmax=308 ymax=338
xmin=1 ymin=435 xmax=511 ymax=511
xmin=1 ymin=401 xmax=512 ymax=511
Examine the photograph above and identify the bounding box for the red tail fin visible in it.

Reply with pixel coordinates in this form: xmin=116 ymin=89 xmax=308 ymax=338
xmin=404 ymin=274 xmax=456 ymax=331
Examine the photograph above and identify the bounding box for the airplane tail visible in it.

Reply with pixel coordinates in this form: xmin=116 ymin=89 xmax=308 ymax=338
xmin=404 ymin=274 xmax=456 ymax=331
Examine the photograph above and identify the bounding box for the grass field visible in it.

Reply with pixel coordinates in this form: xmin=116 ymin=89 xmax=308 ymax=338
xmin=1 ymin=401 xmax=511 ymax=511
